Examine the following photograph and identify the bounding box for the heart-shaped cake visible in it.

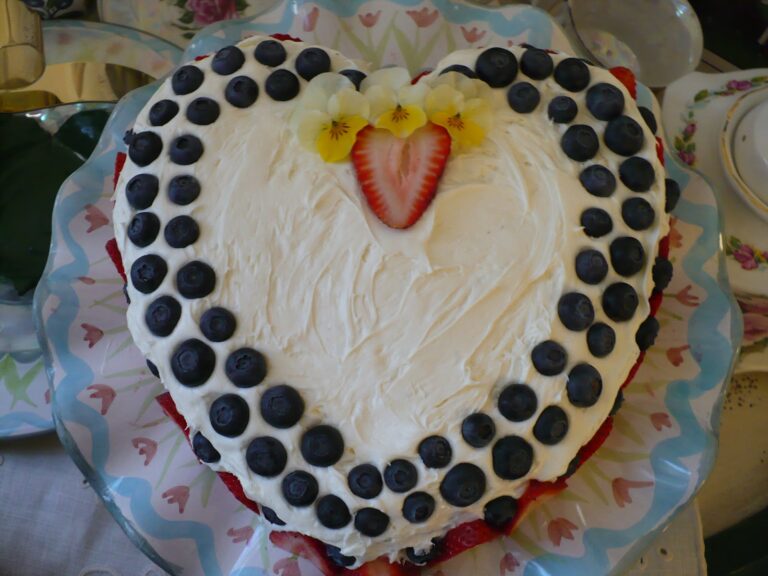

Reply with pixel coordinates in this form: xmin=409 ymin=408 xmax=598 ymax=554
xmin=113 ymin=35 xmax=675 ymax=570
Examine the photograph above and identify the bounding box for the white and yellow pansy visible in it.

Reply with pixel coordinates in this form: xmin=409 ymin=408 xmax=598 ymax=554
xmin=292 ymin=73 xmax=370 ymax=162
xmin=362 ymin=67 xmax=430 ymax=138
xmin=425 ymin=72 xmax=492 ymax=151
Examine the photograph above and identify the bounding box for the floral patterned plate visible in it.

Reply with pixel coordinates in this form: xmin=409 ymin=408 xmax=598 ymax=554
xmin=663 ymin=71 xmax=768 ymax=373
xmin=0 ymin=22 xmax=180 ymax=439
xmin=36 ymin=2 xmax=740 ymax=574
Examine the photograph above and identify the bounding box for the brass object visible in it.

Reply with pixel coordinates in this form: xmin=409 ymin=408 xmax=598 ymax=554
xmin=0 ymin=0 xmax=45 ymax=89
xmin=0 ymin=61 xmax=154 ymax=112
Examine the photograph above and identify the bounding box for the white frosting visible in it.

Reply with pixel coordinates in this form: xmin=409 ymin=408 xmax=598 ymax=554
xmin=114 ymin=36 xmax=669 ymax=565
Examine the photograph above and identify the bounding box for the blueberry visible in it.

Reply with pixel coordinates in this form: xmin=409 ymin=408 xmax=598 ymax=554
xmin=619 ymin=157 xmax=656 ymax=192
xmin=200 ymin=307 xmax=236 ymax=343
xmin=168 ymin=175 xmax=200 ymax=205
xmin=653 ymin=257 xmax=673 ymax=292
xmin=149 ymin=99 xmax=179 ymax=126
xmin=326 ymin=545 xmax=355 ymax=568
xmin=225 ymin=76 xmax=259 ymax=108
xmin=254 ymin=40 xmax=286 ymax=67
xmin=209 ymin=393 xmax=249 ymax=437
xmin=461 ymin=413 xmax=496 ymax=448
xmin=498 ymin=383 xmax=537 ymax=422
xmin=172 ymin=65 xmax=204 ymax=95
xmin=126 ymin=174 xmax=159 ymax=209
xmin=355 ymin=508 xmax=389 ymax=537
xmin=186 ymin=97 xmax=220 ymax=125
xmin=171 ymin=338 xmax=215 ymax=386
xmin=146 ymin=359 xmax=159 ymax=377
xmin=340 ymin=69 xmax=367 ymax=89
xmin=348 ymin=464 xmax=383 ymax=499
xmin=558 ymin=292 xmax=595 ymax=331
xmin=475 ymin=47 xmax=518 ymax=88
xmin=295 ymin=48 xmax=331 ymax=81
xmin=260 ymin=384 xmax=304 ymax=428
xmin=520 ymin=48 xmax=553 ymax=80
xmin=575 ymin=249 xmax=608 ymax=284
xmin=610 ymin=390 xmax=624 ymax=416
xmin=665 ymin=178 xmax=681 ymax=212
xmin=602 ymin=282 xmax=639 ymax=321
xmin=439 ymin=64 xmax=477 ymax=78
xmin=265 ymin=69 xmax=300 ymax=101
xmin=604 ymin=116 xmax=645 ymax=156
xmin=246 ymin=436 xmax=287 ymax=477
xmin=533 ymin=405 xmax=569 ymax=445
xmin=483 ymin=496 xmax=518 ymax=530
xmin=145 ymin=295 xmax=181 ymax=337
xmin=587 ymin=322 xmax=616 ymax=357
xmin=212 ymin=45 xmax=245 ymax=75
xmin=405 ymin=539 xmax=444 ymax=565
xmin=554 ymin=58 xmax=590 ymax=92
xmin=301 ymin=425 xmax=344 ymax=466
xmin=610 ymin=236 xmax=646 ymax=276
xmin=281 ymin=470 xmax=318 ymax=506
xmin=586 ymin=82 xmax=625 ymax=120
xmin=507 ymin=82 xmax=540 ymax=113
xmin=548 ymin=96 xmax=578 ymax=123
xmin=176 ymin=260 xmax=216 ymax=299
xmin=440 ymin=463 xmax=486 ymax=507
xmin=561 ymin=125 xmax=599 ymax=162
xmin=127 ymin=212 xmax=160 ymax=247
xmin=128 ymin=131 xmax=162 ymax=167
xmin=580 ymin=207 xmax=613 ymax=237
xmin=225 ymin=347 xmax=267 ymax=388
xmin=418 ymin=436 xmax=452 ymax=468
xmin=622 ymin=197 xmax=655 ymax=231
xmin=262 ymin=506 xmax=286 ymax=526
xmin=639 ymin=106 xmax=658 ymax=134
xmin=164 ymin=215 xmax=199 ymax=248
xmin=130 ymin=254 xmax=167 ymax=294
xmin=636 ymin=316 xmax=660 ymax=351
xmin=169 ymin=134 xmax=203 ymax=165
xmin=123 ymin=129 xmax=134 ymax=145
xmin=192 ymin=432 xmax=220 ymax=463
xmin=492 ymin=436 xmax=533 ymax=479
xmin=316 ymin=495 xmax=351 ymax=529
xmin=579 ymin=165 xmax=616 ymax=197
xmin=531 ymin=340 xmax=567 ymax=376
xmin=384 ymin=459 xmax=418 ymax=493
xmin=566 ymin=363 xmax=603 ymax=407
xmin=402 ymin=492 xmax=435 ymax=523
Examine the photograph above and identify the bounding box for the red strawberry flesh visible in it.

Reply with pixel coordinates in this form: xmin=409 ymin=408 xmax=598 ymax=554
xmin=351 ymin=124 xmax=451 ymax=229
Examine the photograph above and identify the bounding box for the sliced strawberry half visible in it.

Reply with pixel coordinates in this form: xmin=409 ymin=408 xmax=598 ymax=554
xmin=351 ymin=124 xmax=451 ymax=229
xmin=431 ymin=519 xmax=498 ymax=564
xmin=105 ymin=238 xmax=126 ymax=283
xmin=610 ymin=66 xmax=637 ymax=100
xmin=270 ymin=531 xmax=338 ymax=576
xmin=345 ymin=557 xmax=419 ymax=576
xmin=113 ymin=152 xmax=127 ymax=190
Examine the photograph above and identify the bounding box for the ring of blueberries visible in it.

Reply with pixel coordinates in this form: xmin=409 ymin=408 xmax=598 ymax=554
xmin=125 ymin=41 xmax=675 ymax=546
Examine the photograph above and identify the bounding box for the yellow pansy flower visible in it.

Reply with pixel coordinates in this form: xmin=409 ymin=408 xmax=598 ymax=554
xmin=362 ymin=68 xmax=429 ymax=138
xmin=425 ymin=72 xmax=492 ymax=151
xmin=293 ymin=73 xmax=370 ymax=162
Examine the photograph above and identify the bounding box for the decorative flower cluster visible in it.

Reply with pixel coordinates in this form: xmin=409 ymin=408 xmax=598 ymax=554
xmin=292 ymin=68 xmax=492 ymax=162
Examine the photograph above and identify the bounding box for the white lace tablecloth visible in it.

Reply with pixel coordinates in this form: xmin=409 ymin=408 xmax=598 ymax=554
xmin=0 ymin=433 xmax=706 ymax=576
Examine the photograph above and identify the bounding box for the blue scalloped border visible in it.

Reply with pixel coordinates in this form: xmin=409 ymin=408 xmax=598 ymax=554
xmin=33 ymin=5 xmax=741 ymax=576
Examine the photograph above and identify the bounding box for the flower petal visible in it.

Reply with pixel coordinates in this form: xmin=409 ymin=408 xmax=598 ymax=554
xmin=328 ymin=88 xmax=370 ymax=120
xmin=366 ymin=85 xmax=399 ymax=122
xmin=376 ymin=105 xmax=427 ymax=138
xmin=296 ymin=110 xmax=331 ymax=150
xmin=361 ymin=67 xmax=411 ymax=92
xmin=301 ymin=72 xmax=355 ymax=112
xmin=426 ymin=84 xmax=463 ymax=118
xmin=464 ymin=98 xmax=491 ymax=132
xmin=398 ymin=82 xmax=429 ymax=107
xmin=316 ymin=115 xmax=368 ymax=162
xmin=453 ymin=118 xmax=486 ymax=150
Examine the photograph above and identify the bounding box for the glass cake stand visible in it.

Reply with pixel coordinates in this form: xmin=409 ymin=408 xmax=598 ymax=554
xmin=34 ymin=1 xmax=741 ymax=575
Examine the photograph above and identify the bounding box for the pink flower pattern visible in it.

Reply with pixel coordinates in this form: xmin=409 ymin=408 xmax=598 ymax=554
xmin=547 ymin=517 xmax=578 ymax=546
xmin=162 ymin=485 xmax=190 ymax=513
xmin=303 ymin=5 xmax=319 ymax=32
xmin=406 ymin=7 xmax=440 ymax=28
xmin=84 ymin=204 xmax=109 ymax=233
xmin=673 ymin=285 xmax=700 ymax=307
xmin=612 ymin=478 xmax=654 ymax=507
xmin=226 ymin=526 xmax=254 ymax=544
xmin=81 ymin=323 xmax=104 ymax=348
xmin=743 ymin=312 xmax=768 ymax=344
xmin=358 ymin=11 xmax=381 ymax=28
xmin=666 ymin=344 xmax=690 ymax=367
xmin=500 ymin=552 xmax=520 ymax=574
xmin=86 ymin=384 xmax=116 ymax=415
xmin=460 ymin=26 xmax=486 ymax=43
xmin=132 ymin=437 xmax=158 ymax=466
xmin=272 ymin=557 xmax=301 ymax=576
xmin=185 ymin=0 xmax=237 ymax=26
xmin=650 ymin=412 xmax=672 ymax=431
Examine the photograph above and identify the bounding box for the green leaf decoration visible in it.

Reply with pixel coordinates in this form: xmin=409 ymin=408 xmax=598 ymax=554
xmin=235 ymin=0 xmax=249 ymax=12
xmin=674 ymin=136 xmax=684 ymax=150
xmin=179 ymin=10 xmax=195 ymax=25
xmin=0 ymin=355 xmax=43 ymax=409
xmin=693 ymin=89 xmax=709 ymax=102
